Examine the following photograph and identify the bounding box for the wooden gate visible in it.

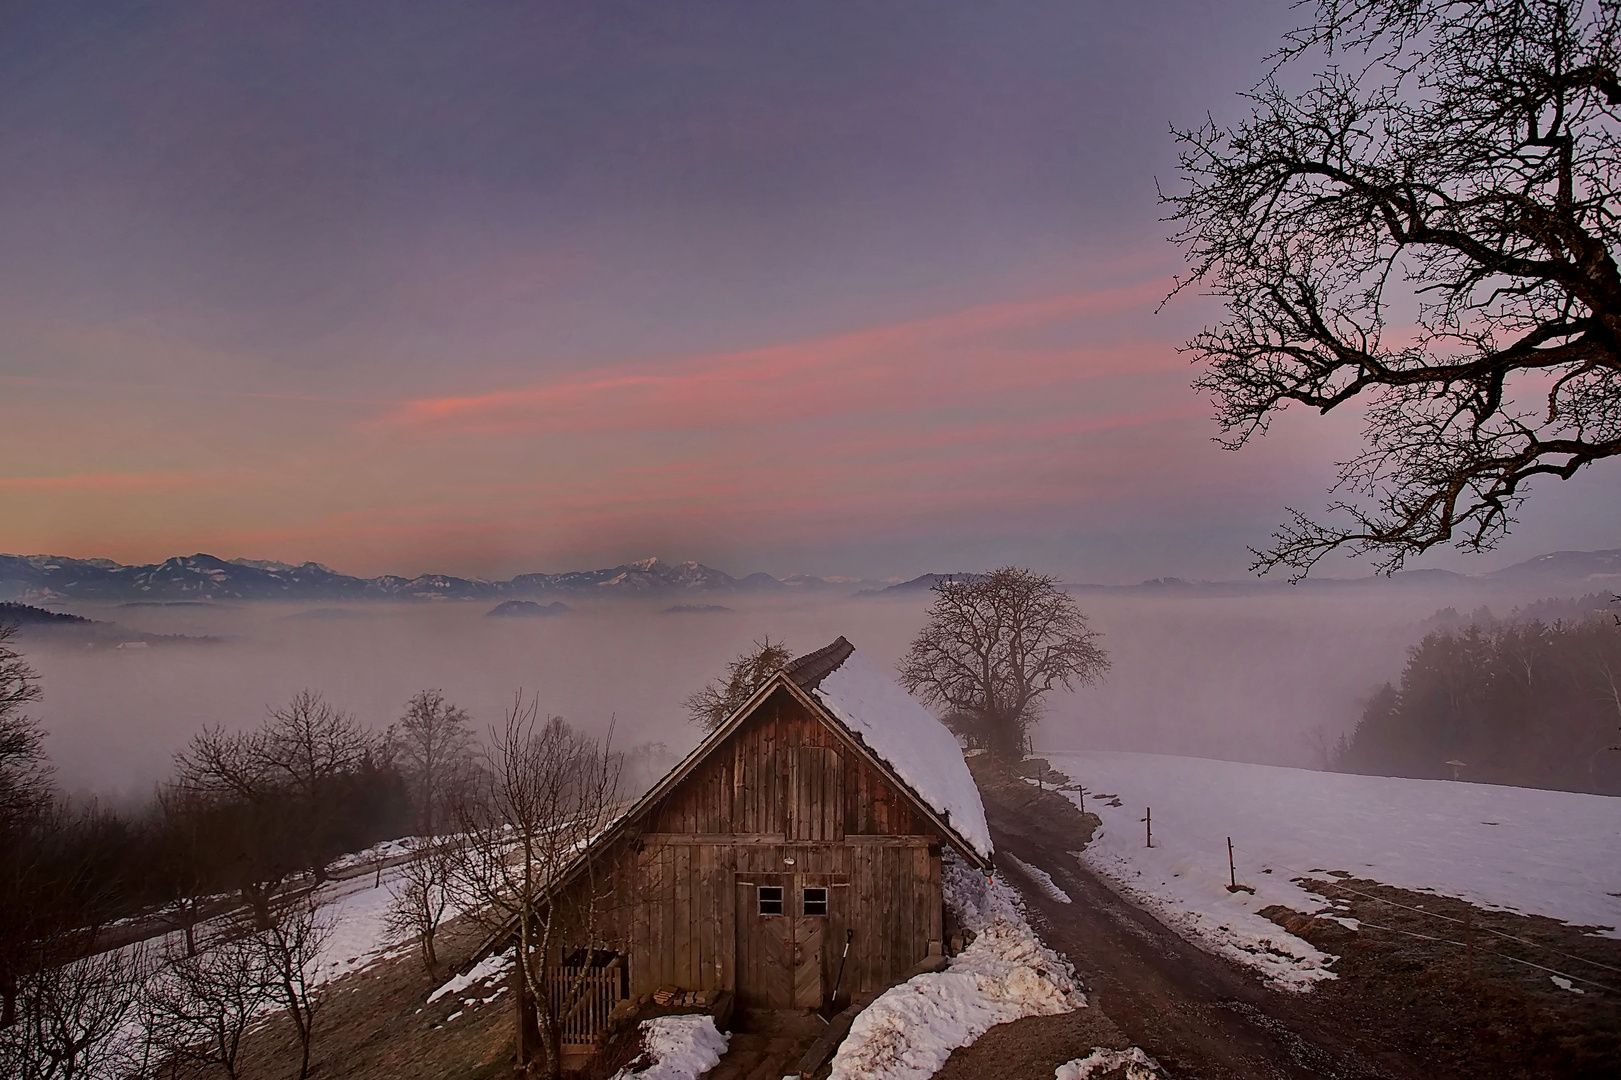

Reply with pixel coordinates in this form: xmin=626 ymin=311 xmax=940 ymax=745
xmin=550 ymin=954 xmax=624 ymax=1051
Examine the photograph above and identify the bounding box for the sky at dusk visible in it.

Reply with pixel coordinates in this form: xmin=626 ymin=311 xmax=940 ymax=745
xmin=3 ymin=0 xmax=1617 ymax=584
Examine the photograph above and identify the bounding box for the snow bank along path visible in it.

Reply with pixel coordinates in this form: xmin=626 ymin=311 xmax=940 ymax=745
xmin=828 ymin=858 xmax=1086 ymax=1080
xmin=610 ymin=1015 xmax=728 ymax=1080
xmin=1048 ymin=751 xmax=1621 ymax=989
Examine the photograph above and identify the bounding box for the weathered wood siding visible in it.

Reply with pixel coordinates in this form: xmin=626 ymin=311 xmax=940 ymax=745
xmin=554 ymin=686 xmax=948 ymax=1007
xmin=644 ymin=687 xmax=929 ymax=841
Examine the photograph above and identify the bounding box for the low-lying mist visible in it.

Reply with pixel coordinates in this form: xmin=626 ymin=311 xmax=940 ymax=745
xmin=22 ymin=580 xmax=1575 ymax=801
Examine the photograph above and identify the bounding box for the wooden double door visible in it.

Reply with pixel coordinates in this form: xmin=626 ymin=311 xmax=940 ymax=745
xmin=735 ymin=872 xmax=843 ymax=1010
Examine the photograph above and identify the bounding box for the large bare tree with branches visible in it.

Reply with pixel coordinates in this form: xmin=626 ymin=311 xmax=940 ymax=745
xmin=394 ymin=689 xmax=476 ymax=837
xmin=899 ymin=568 xmax=1109 ymax=760
xmin=1167 ymin=0 xmax=1621 ymax=576
xmin=175 ymin=691 xmax=375 ymax=924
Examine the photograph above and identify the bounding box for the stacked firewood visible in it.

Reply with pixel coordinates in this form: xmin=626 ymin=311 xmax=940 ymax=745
xmin=651 ymin=986 xmax=719 ymax=1008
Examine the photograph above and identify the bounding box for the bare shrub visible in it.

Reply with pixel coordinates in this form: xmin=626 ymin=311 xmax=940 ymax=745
xmin=141 ymin=930 xmax=271 ymax=1080
xmin=385 ymin=838 xmax=456 ymax=974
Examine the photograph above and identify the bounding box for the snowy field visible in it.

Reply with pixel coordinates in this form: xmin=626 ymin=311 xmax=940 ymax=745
xmin=306 ymin=862 xmax=418 ymax=984
xmin=1047 ymin=751 xmax=1621 ymax=989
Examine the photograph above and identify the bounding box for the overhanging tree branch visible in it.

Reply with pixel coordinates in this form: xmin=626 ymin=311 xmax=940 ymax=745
xmin=1167 ymin=0 xmax=1621 ymax=576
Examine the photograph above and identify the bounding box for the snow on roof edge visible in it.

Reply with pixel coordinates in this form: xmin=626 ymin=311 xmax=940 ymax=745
xmin=809 ymin=647 xmax=993 ymax=862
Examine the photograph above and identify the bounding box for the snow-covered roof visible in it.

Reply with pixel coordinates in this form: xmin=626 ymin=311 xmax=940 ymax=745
xmin=802 ymin=644 xmax=993 ymax=862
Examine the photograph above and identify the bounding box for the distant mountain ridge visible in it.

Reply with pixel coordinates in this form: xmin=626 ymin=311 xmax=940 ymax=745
xmin=2 ymin=547 xmax=1615 ymax=605
xmin=0 ymin=552 xmax=886 ymax=604
xmin=860 ymin=549 xmax=1621 ymax=597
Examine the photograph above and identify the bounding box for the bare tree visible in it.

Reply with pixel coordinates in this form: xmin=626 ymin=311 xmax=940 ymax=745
xmin=899 ymin=568 xmax=1109 ymax=760
xmin=257 ymin=691 xmax=372 ymax=882
xmin=152 ymin=783 xmax=227 ymax=957
xmin=384 ymin=838 xmax=455 ymax=974
xmin=0 ymin=624 xmax=49 ymax=822
xmin=0 ymin=628 xmax=87 ymax=1038
xmin=174 ymin=726 xmax=301 ymax=930
xmin=394 ymin=690 xmax=476 ymax=837
xmin=141 ymin=931 xmax=271 ymax=1080
xmin=0 ymin=940 xmax=154 ymax=1080
xmin=1166 ymin=0 xmax=1621 ymax=576
xmin=254 ymin=898 xmax=331 ymax=1080
xmin=0 ymin=623 xmax=52 ymax=1031
xmin=448 ymin=701 xmax=621 ymax=1080
xmin=683 ymin=636 xmax=792 ymax=731
xmin=175 ymin=691 xmax=376 ymax=924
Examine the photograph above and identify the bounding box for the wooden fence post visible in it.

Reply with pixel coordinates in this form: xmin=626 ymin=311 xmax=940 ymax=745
xmin=1145 ymin=807 xmax=1152 ymax=848
xmin=1228 ymin=837 xmax=1236 ymax=890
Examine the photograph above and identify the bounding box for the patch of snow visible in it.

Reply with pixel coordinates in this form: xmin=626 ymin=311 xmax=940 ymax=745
xmin=829 ymin=859 xmax=1084 ymax=1080
xmin=309 ymin=867 xmax=420 ymax=984
xmin=428 ymin=950 xmax=513 ymax=1004
xmin=812 ymin=649 xmax=992 ymax=862
xmin=326 ymin=836 xmax=420 ymax=874
xmin=1048 ymin=751 xmax=1621 ymax=990
xmin=1004 ymin=854 xmax=1072 ymax=904
xmin=611 ymin=1015 xmax=729 ymax=1080
xmin=1054 ymin=1046 xmax=1163 ymax=1079
xmin=1551 ymin=975 xmax=1585 ymax=994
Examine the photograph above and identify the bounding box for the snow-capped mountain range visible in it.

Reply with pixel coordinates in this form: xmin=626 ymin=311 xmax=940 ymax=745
xmin=0 ymin=553 xmax=868 ymax=604
xmin=1 ymin=548 xmax=1615 ymax=605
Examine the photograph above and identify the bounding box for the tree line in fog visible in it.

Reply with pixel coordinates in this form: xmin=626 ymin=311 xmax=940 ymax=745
xmin=1332 ymin=596 xmax=1621 ymax=794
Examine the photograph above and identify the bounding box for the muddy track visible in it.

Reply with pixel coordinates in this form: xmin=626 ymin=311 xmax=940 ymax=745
xmin=977 ymin=768 xmax=1442 ymax=1080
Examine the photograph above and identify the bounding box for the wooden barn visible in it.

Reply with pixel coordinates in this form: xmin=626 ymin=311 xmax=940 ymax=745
xmin=491 ymin=635 xmax=993 ymax=1064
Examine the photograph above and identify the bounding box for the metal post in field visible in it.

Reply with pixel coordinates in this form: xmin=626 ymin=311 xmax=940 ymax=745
xmin=1145 ymin=806 xmax=1152 ymax=848
xmin=1228 ymin=837 xmax=1236 ymax=890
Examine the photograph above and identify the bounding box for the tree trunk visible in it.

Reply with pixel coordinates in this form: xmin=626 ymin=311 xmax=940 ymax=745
xmin=988 ymin=715 xmax=1025 ymax=762
xmin=276 ymin=968 xmax=313 ymax=1080
xmin=538 ymin=960 xmax=561 ymax=1080
xmin=181 ymin=897 xmax=199 ymax=957
xmin=511 ymin=957 xmax=526 ymax=1070
xmin=243 ymin=884 xmax=273 ymax=930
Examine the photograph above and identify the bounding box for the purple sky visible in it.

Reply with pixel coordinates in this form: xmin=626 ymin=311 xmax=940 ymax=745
xmin=2 ymin=0 xmax=1616 ymax=583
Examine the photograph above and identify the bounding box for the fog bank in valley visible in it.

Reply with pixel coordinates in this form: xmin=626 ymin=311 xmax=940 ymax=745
xmin=21 ymin=579 xmax=1576 ymax=800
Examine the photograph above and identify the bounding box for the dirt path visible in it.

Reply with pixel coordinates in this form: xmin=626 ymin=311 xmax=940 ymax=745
xmin=967 ymin=763 xmax=1439 ymax=1080
xmin=702 ymin=1012 xmax=824 ymax=1080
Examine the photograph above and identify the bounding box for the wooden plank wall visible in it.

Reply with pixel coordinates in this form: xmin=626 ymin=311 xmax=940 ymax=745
xmin=644 ymin=689 xmax=929 ymax=842
xmin=552 ymin=686 xmax=950 ymax=1003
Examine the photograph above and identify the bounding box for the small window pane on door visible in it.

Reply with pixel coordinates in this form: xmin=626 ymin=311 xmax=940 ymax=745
xmin=758 ymin=886 xmax=784 ymax=915
xmin=803 ymin=887 xmax=828 ymax=916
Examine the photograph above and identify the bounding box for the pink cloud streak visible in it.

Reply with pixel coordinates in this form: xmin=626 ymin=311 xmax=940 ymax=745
xmin=0 ymin=471 xmax=216 ymax=493
xmin=383 ymin=278 xmax=1177 ymax=437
